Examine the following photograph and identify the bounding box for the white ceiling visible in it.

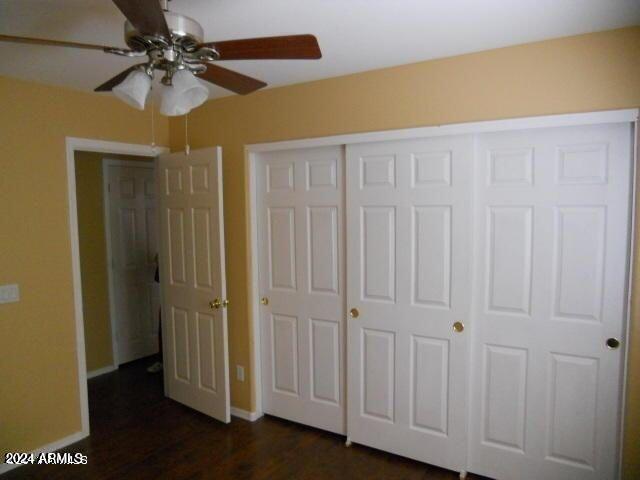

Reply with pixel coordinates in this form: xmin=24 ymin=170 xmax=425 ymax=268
xmin=1 ymin=0 xmax=639 ymax=100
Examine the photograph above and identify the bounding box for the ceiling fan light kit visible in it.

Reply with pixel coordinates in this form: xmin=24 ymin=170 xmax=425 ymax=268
xmin=0 ymin=0 xmax=322 ymax=117
xmin=112 ymin=69 xmax=152 ymax=110
xmin=160 ymin=69 xmax=209 ymax=116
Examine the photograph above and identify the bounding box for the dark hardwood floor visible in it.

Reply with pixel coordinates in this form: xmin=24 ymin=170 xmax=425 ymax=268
xmin=6 ymin=358 xmax=491 ymax=479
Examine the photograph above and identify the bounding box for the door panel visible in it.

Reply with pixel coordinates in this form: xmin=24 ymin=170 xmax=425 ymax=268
xmin=268 ymin=207 xmax=297 ymax=290
xmin=107 ymin=163 xmax=158 ymax=365
xmin=362 ymin=328 xmax=395 ymax=422
xmin=172 ymin=307 xmax=190 ymax=381
xmin=413 ymin=206 xmax=451 ymax=307
xmin=411 ymin=335 xmax=449 ymax=435
xmin=167 ymin=208 xmax=187 ymax=284
xmin=193 ymin=208 xmax=214 ymax=289
xmin=272 ymin=313 xmax=299 ymax=395
xmin=482 ymin=345 xmax=528 ymax=452
xmin=310 ymin=318 xmax=340 ymax=403
xmin=346 ymin=135 xmax=474 ymax=472
xmin=554 ymin=206 xmax=606 ymax=321
xmin=361 ymin=206 xmax=396 ymax=301
xmin=486 ymin=207 xmax=533 ymax=315
xmin=308 ymin=206 xmax=339 ymax=294
xmin=258 ymin=146 xmax=345 ymax=434
xmin=158 ymin=147 xmax=230 ymax=422
xmin=196 ymin=312 xmax=217 ymax=392
xmin=547 ymin=353 xmax=599 ymax=469
xmin=468 ymin=123 xmax=632 ymax=480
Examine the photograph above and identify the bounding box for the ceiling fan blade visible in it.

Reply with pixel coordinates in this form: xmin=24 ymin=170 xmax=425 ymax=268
xmin=202 ymin=34 xmax=321 ymax=60
xmin=94 ymin=65 xmax=141 ymax=92
xmin=112 ymin=0 xmax=171 ymax=39
xmin=0 ymin=34 xmax=121 ymax=51
xmin=196 ymin=64 xmax=267 ymax=95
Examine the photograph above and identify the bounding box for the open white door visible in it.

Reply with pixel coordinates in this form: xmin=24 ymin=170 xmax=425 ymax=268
xmin=157 ymin=147 xmax=230 ymax=422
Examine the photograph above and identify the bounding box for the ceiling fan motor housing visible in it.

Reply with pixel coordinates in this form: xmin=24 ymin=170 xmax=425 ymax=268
xmin=124 ymin=11 xmax=204 ymax=53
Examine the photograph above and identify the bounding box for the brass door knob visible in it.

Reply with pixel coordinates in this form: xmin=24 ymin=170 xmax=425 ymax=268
xmin=606 ymin=338 xmax=620 ymax=349
xmin=222 ymin=299 xmax=229 ymax=308
xmin=209 ymin=298 xmax=222 ymax=310
xmin=453 ymin=321 xmax=464 ymax=333
xmin=260 ymin=297 xmax=269 ymax=306
xmin=349 ymin=308 xmax=360 ymax=318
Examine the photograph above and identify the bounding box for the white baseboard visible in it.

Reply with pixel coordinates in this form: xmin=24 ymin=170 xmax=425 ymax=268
xmin=0 ymin=430 xmax=88 ymax=475
xmin=87 ymin=365 xmax=117 ymax=379
xmin=230 ymin=407 xmax=262 ymax=422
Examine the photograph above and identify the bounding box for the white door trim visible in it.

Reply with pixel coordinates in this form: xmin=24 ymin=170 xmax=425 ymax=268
xmin=246 ymin=109 xmax=638 ymax=153
xmin=619 ymin=121 xmax=639 ymax=474
xmin=102 ymin=158 xmax=155 ymax=367
xmin=246 ymin=146 xmax=264 ymax=419
xmin=66 ymin=137 xmax=168 ymax=439
xmin=245 ymin=109 xmax=639 ymax=454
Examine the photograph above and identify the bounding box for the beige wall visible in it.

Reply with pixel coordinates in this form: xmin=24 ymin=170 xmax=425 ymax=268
xmin=168 ymin=27 xmax=640 ymax=477
xmin=0 ymin=76 xmax=169 ymax=455
xmin=74 ymin=151 xmax=153 ymax=372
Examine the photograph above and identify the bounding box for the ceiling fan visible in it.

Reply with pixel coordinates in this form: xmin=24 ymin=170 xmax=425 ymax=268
xmin=0 ymin=0 xmax=321 ymax=115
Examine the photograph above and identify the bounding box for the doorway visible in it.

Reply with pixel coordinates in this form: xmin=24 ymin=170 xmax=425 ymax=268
xmin=68 ymin=139 xmax=232 ymax=438
xmin=75 ymin=152 xmax=159 ymax=376
xmin=66 ymin=138 xmax=165 ymax=436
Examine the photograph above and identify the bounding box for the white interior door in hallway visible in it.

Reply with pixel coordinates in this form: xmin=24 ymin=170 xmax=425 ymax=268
xmin=157 ymin=147 xmax=230 ymax=423
xmin=346 ymin=135 xmax=474 ymax=473
xmin=257 ymin=146 xmax=346 ymax=434
xmin=467 ymin=123 xmax=632 ymax=480
xmin=106 ymin=162 xmax=158 ymax=365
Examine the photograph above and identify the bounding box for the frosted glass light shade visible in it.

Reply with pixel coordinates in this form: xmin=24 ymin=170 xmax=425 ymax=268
xmin=113 ymin=70 xmax=151 ymax=110
xmin=160 ymin=70 xmax=209 ymax=116
xmin=159 ymin=83 xmax=190 ymax=116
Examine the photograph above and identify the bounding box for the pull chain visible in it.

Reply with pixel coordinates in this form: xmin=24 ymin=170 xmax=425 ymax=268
xmin=184 ymin=113 xmax=190 ymax=155
xmin=150 ymin=93 xmax=157 ymax=154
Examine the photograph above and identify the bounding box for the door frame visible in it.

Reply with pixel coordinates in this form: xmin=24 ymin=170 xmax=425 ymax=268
xmin=102 ymin=158 xmax=156 ymax=368
xmin=244 ymin=109 xmax=637 ymax=469
xmin=66 ymin=137 xmax=168 ymax=438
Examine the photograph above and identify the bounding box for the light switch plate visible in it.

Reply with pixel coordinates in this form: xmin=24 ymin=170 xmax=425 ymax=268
xmin=236 ymin=365 xmax=245 ymax=382
xmin=0 ymin=284 xmax=19 ymax=304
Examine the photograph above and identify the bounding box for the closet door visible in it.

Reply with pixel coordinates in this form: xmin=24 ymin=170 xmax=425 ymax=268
xmin=468 ymin=123 xmax=632 ymax=480
xmin=257 ymin=146 xmax=345 ymax=434
xmin=346 ymin=135 xmax=473 ymax=472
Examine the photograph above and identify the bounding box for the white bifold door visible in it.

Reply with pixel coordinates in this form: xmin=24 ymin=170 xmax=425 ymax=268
xmin=157 ymin=147 xmax=230 ymax=423
xmin=257 ymin=146 xmax=346 ymax=434
xmin=468 ymin=123 xmax=632 ymax=480
xmin=106 ymin=162 xmax=159 ymax=365
xmin=345 ymin=136 xmax=474 ymax=472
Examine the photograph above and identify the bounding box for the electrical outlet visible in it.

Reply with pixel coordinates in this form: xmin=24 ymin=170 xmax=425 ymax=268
xmin=236 ymin=365 xmax=245 ymax=382
xmin=0 ymin=284 xmax=19 ymax=304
